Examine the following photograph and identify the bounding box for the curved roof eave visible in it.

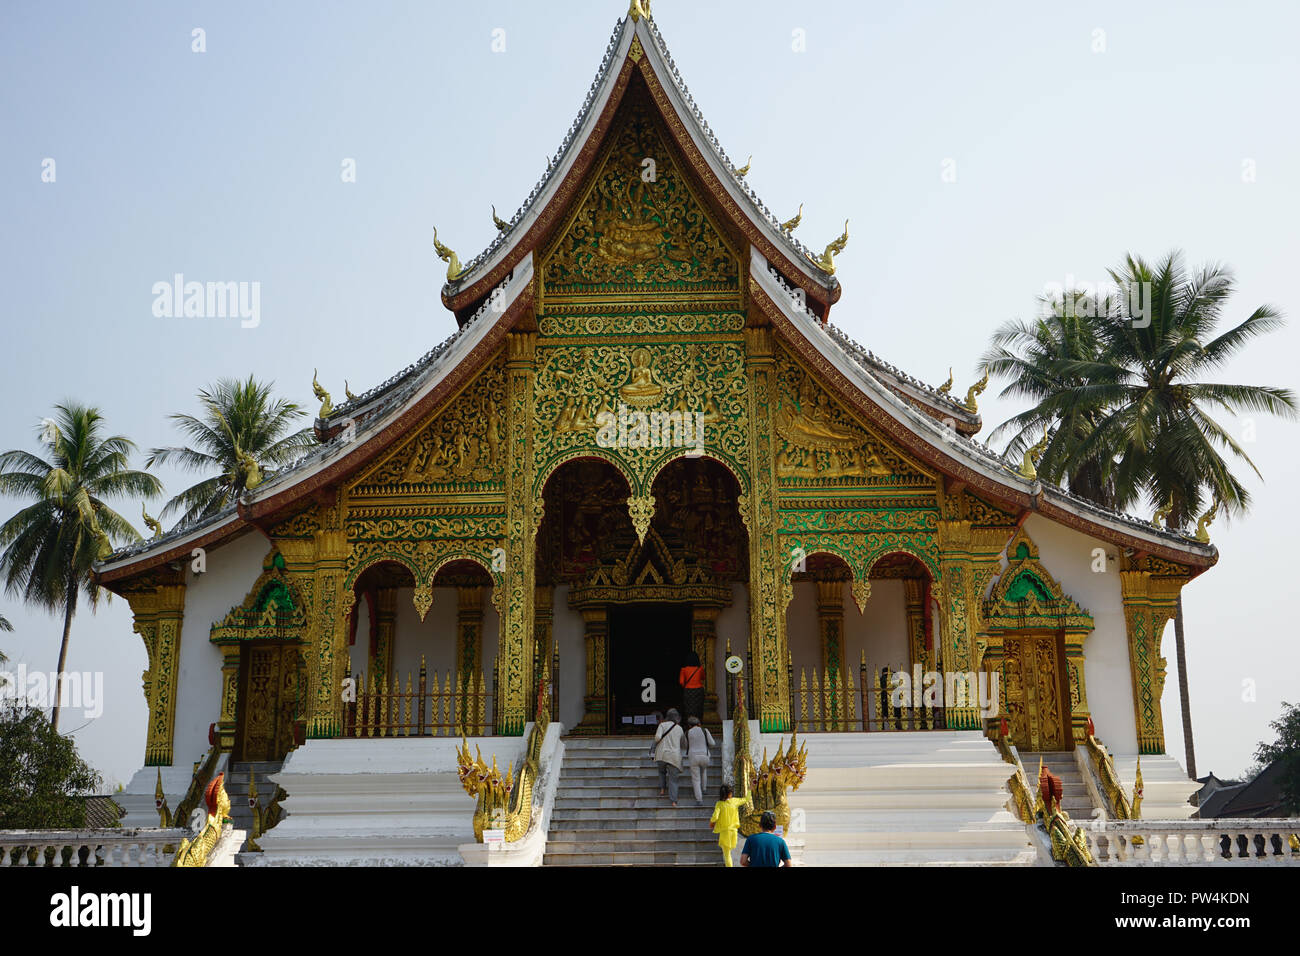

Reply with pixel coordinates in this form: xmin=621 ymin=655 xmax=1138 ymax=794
xmin=96 ymin=257 xmax=535 ymax=586
xmin=442 ymin=14 xmax=841 ymax=316
xmin=749 ymin=248 xmax=1218 ymax=569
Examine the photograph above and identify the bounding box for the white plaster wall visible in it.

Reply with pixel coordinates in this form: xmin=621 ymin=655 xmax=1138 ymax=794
xmin=715 ymin=581 xmax=749 ymax=696
xmin=553 ymin=585 xmax=586 ymax=729
xmin=173 ymin=529 xmax=270 ymax=769
xmin=786 ymin=579 xmax=908 ymax=680
xmin=346 ymin=586 xmax=500 ymax=722
xmin=1021 ymin=514 xmax=1136 ymax=754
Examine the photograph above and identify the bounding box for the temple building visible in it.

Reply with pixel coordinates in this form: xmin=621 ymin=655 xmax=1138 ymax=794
xmin=97 ymin=7 xmax=1215 ymax=864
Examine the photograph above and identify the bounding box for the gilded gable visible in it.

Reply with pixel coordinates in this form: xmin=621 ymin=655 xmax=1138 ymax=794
xmin=350 ymin=357 xmax=507 ymax=496
xmin=540 ymin=86 xmax=741 ymax=312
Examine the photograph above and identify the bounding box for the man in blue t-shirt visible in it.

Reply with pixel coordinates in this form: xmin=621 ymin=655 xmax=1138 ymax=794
xmin=740 ymin=811 xmax=792 ymax=867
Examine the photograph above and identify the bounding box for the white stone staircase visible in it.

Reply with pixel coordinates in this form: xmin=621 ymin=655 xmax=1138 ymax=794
xmin=770 ymin=731 xmax=1035 ymax=865
xmin=544 ymin=737 xmax=726 ymax=866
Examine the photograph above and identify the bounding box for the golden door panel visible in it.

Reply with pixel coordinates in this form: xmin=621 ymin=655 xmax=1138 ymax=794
xmin=237 ymin=644 xmax=301 ymax=762
xmin=1002 ymin=633 xmax=1067 ymax=751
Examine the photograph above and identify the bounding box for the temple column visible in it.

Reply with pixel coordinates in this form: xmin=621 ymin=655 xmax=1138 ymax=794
xmin=903 ymin=577 xmax=931 ymax=673
xmin=743 ymin=325 xmax=789 ymax=732
xmin=691 ymin=606 xmax=721 ymax=728
xmin=456 ymin=585 xmax=484 ymax=732
xmin=367 ymin=588 xmax=397 ymax=686
xmin=307 ymin=495 xmax=350 ymax=738
xmin=534 ymin=586 xmax=554 ymax=716
xmin=127 ymin=581 xmax=187 ymax=766
xmin=815 ymin=579 xmax=845 ymax=729
xmin=498 ymin=331 xmax=538 ymax=735
xmin=935 ymin=520 xmax=1003 ymax=730
xmin=1064 ymin=624 xmax=1092 ymax=745
xmin=1120 ymin=565 xmax=1186 ymax=755
xmin=574 ymin=607 xmax=609 ymax=735
xmin=217 ymin=647 xmax=240 ymax=753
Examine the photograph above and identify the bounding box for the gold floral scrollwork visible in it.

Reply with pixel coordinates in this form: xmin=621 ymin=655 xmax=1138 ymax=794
xmin=412 ymin=585 xmax=433 ymax=622
xmin=850 ymin=578 xmax=870 ymax=614
xmin=627 ymin=494 xmax=655 ymax=544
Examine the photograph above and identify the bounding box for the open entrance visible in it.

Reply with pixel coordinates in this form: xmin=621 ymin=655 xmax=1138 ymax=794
xmin=608 ymin=603 xmax=692 ymax=734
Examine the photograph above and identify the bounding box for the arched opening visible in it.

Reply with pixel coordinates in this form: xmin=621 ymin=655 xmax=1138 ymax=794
xmin=536 ymin=455 xmax=747 ymax=734
xmin=342 ymin=556 xmax=499 ymax=736
xmin=786 ymin=550 xmax=944 ymax=732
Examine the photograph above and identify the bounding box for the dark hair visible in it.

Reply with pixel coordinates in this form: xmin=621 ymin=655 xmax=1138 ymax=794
xmin=685 ymin=651 xmax=701 ymax=667
xmin=760 ymin=810 xmax=777 ymax=831
xmin=719 ymin=784 xmax=733 ymax=800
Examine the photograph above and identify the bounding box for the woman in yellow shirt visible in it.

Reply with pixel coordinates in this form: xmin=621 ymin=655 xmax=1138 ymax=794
xmin=709 ymin=784 xmax=749 ymax=867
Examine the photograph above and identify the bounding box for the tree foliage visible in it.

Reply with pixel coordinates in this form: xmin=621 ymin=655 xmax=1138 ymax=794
xmin=1255 ymin=700 xmax=1300 ymax=815
xmin=0 ymin=701 xmax=103 ymax=829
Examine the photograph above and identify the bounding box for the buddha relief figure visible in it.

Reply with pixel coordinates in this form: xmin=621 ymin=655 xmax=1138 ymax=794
xmin=596 ymin=178 xmax=665 ymax=265
xmin=619 ymin=347 xmax=663 ymax=407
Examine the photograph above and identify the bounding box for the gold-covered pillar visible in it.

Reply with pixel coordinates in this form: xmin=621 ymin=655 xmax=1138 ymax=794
xmin=534 ymin=586 xmax=554 ymax=715
xmin=903 ymin=577 xmax=932 ymax=673
xmin=367 ymin=587 xmax=397 ymax=686
xmin=1120 ymin=563 xmax=1187 ymax=755
xmin=307 ymin=499 xmax=350 ymax=738
xmin=815 ymin=578 xmax=845 ymax=727
xmin=574 ymin=607 xmax=609 ymax=735
xmin=1064 ymin=624 xmax=1092 ymax=745
xmin=128 ymin=580 xmax=187 ymax=765
xmin=743 ymin=325 xmax=789 ymax=732
xmin=935 ymin=519 xmax=1002 ymax=730
xmin=691 ymin=606 xmax=721 ymax=728
xmin=499 ymin=330 xmax=538 ymax=735
xmin=217 ymin=646 xmax=240 ymax=753
xmin=457 ymin=585 xmax=484 ymax=729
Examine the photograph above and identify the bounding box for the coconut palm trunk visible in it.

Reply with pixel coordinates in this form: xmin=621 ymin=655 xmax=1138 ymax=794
xmin=51 ymin=569 xmax=78 ymax=733
xmin=1174 ymin=594 xmax=1195 ymax=778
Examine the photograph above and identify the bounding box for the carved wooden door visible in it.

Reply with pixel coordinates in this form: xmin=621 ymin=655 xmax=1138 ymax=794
xmin=237 ymin=644 xmax=300 ymax=762
xmin=1002 ymin=633 xmax=1066 ymax=751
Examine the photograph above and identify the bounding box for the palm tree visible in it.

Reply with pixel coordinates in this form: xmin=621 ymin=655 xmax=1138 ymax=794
xmin=146 ymin=376 xmax=316 ymax=528
xmin=983 ymin=252 xmax=1297 ymax=777
xmin=0 ymin=612 xmax=10 ymax=666
xmin=0 ymin=404 xmax=161 ymax=731
xmin=980 ymin=300 xmax=1115 ymax=506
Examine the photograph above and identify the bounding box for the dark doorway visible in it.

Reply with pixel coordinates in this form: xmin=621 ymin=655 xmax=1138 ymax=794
xmin=608 ymin=604 xmax=692 ymax=734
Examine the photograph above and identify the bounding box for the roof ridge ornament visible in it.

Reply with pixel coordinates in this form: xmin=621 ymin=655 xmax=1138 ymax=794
xmin=807 ymin=220 xmax=848 ymax=274
xmin=963 ymin=368 xmax=989 ymax=413
xmin=491 ymin=205 xmax=509 ymax=232
xmin=937 ymin=367 xmax=953 ymax=394
xmin=1017 ymin=426 xmax=1050 ymax=480
xmin=780 ymin=203 xmax=803 ymax=233
xmin=628 ymin=0 xmax=652 ymax=22
xmin=735 ymin=155 xmax=752 ymax=178
xmin=312 ymin=368 xmax=333 ymax=418
xmin=433 ymin=226 xmax=467 ymax=282
xmin=1194 ymin=497 xmax=1219 ymax=543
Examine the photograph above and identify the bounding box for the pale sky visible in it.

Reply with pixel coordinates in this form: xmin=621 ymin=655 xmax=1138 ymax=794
xmin=1 ymin=0 xmax=1297 ymax=788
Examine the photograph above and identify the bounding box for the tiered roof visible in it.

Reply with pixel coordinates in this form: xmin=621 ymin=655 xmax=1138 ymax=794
xmin=97 ymin=11 xmax=1216 ymax=585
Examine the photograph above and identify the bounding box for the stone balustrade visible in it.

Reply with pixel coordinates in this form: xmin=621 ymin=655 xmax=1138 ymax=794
xmin=0 ymin=828 xmax=188 ymax=867
xmin=1086 ymin=819 xmax=1300 ymax=865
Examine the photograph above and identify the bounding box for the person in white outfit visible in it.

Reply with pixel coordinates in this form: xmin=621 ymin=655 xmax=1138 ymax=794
xmin=653 ymin=708 xmax=686 ymax=807
xmin=684 ymin=715 xmax=716 ymax=805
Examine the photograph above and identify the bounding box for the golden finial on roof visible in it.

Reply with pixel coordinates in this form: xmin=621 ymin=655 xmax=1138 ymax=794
xmin=432 ymin=226 xmax=467 ymax=282
xmin=344 ymin=380 xmax=358 ymax=402
xmin=937 ymin=367 xmax=953 ymax=394
xmin=1152 ymin=495 xmax=1173 ymax=530
xmin=491 ymin=205 xmax=509 ymax=232
xmin=628 ymin=0 xmax=652 ymax=22
xmin=312 ymin=368 xmax=333 ymax=418
xmin=964 ymin=369 xmax=989 ymax=412
xmin=807 ymin=219 xmax=849 ymax=274
xmin=142 ymin=502 xmax=163 ymax=539
xmin=1018 ymin=426 xmax=1050 ymax=481
xmin=735 ymin=155 xmax=752 ymax=178
xmin=780 ymin=203 xmax=803 ymax=233
xmin=1195 ymin=497 xmax=1219 ymax=543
